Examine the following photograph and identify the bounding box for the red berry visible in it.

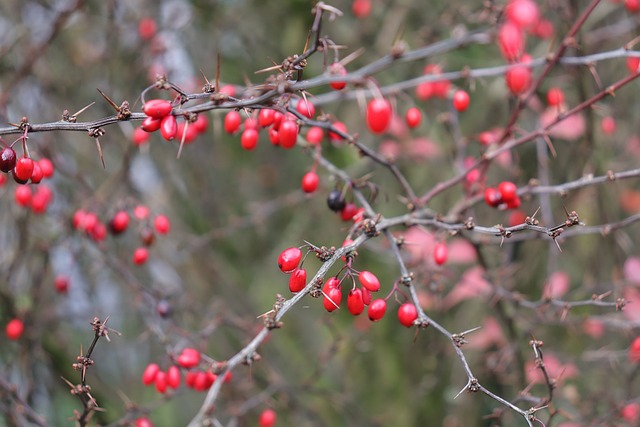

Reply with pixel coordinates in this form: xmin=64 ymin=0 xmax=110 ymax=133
xmin=368 ymin=299 xmax=387 ymax=321
xmin=398 ymin=303 xmax=418 ymax=327
xmin=134 ymin=205 xmax=150 ymax=220
xmin=54 ymin=275 xmax=70 ymax=293
xmin=140 ymin=227 xmax=155 ymax=246
xmin=505 ymin=0 xmax=540 ymax=29
xmin=166 ymin=365 xmax=181 ymax=389
xmin=259 ymin=409 xmax=277 ymax=427
xmin=240 ymin=129 xmax=259 ymax=150
xmin=29 ymin=161 xmax=44 ymax=183
xmin=289 ymin=268 xmax=307 ymax=293
xmin=405 ymin=107 xmax=422 ymax=128
xmin=223 ymin=370 xmax=233 ymax=383
xmin=218 ymin=85 xmax=236 ymax=97
xmin=141 ymin=116 xmax=162 ymax=132
xmin=142 ymin=363 xmax=160 ymax=385
xmin=133 ymin=127 xmax=150 ymax=145
xmin=160 ymin=115 xmax=178 ymax=141
xmin=296 ymin=99 xmax=316 ymax=118
xmin=204 ymin=371 xmax=217 ymax=389
xmin=143 ymin=99 xmax=172 ymax=119
xmin=5 ymin=318 xmax=24 ymax=340
xmin=329 ymin=121 xmax=347 ymax=142
xmin=14 ymin=157 xmax=34 ymax=182
xmin=484 ymin=187 xmax=503 ymax=207
xmin=361 ymin=286 xmax=372 ymax=305
xmin=193 ymin=114 xmax=209 ymax=133
xmin=244 ymin=117 xmax=259 ymax=131
xmin=506 ymin=65 xmax=532 ymax=95
xmin=301 ymin=171 xmax=319 ymax=193
xmin=14 ymin=185 xmax=32 ymax=207
xmin=110 ymin=210 xmax=130 ymax=235
xmin=601 ymin=116 xmax=616 ymax=135
xmin=0 ymin=147 xmax=16 ymax=173
xmin=433 ymin=242 xmax=448 ymax=266
xmin=452 ymin=90 xmax=470 ymax=112
xmin=176 ymin=121 xmax=199 ymax=144
xmin=546 ymin=87 xmax=564 ymax=106
xmin=329 ymin=62 xmax=347 ymax=90
xmin=277 ymin=247 xmax=302 ymax=273
xmin=340 ymin=203 xmax=359 ymax=221
xmin=258 ymin=109 xmax=275 ymax=127
xmin=154 ymin=370 xmax=168 ymax=393
xmin=268 ymin=128 xmax=280 ymax=145
xmin=135 ymin=417 xmax=154 ymax=427
xmin=154 ymin=214 xmax=171 ymax=234
xmin=505 ymin=195 xmax=521 ymax=210
xmin=508 ymin=210 xmax=527 ymax=226
xmin=133 ymin=247 xmax=149 ymax=265
xmin=626 ymin=0 xmax=640 ymax=12
xmin=89 ymin=221 xmax=107 ymax=242
xmin=498 ymin=22 xmax=524 ymax=61
xmin=278 ymin=120 xmax=299 ymax=149
xmin=30 ymin=191 xmax=49 ymax=214
xmin=478 ymin=131 xmax=497 ymax=146
xmin=358 ymin=271 xmax=381 ymax=292
xmin=323 ymin=284 xmax=342 ymax=312
xmin=138 ymin=17 xmax=157 ymax=40
xmin=224 ymin=111 xmax=242 ymax=134
xmin=622 ymin=403 xmax=640 ymax=422
xmin=177 ymin=347 xmax=201 ymax=369
xmin=347 ymin=288 xmax=365 ymax=315
xmin=185 ymin=370 xmax=198 ymax=388
xmin=627 ymin=57 xmax=640 ymax=74
xmin=271 ymin=111 xmax=284 ymax=130
xmin=498 ymin=181 xmax=518 ymax=202
xmin=366 ymin=98 xmax=392 ymax=134
xmin=192 ymin=371 xmax=208 ymax=391
xmin=38 ymin=158 xmax=54 ymax=178
xmin=306 ymin=126 xmax=324 ymax=145
xmin=629 ymin=336 xmax=640 ymax=363
xmin=352 ymin=0 xmax=372 ymax=18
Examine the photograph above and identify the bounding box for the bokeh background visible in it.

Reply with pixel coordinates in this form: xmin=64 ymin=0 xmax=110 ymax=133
xmin=1 ymin=0 xmax=640 ymax=426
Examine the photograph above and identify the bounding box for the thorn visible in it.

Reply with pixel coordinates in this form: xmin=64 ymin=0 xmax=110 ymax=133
xmin=200 ymin=69 xmax=211 ymax=85
xmin=256 ymin=309 xmax=275 ymax=319
xmin=72 ymin=102 xmax=96 ymax=118
xmin=255 ymin=63 xmax=283 ymax=74
xmin=553 ymin=238 xmax=562 ymax=252
xmin=96 ymin=88 xmax=121 ymax=113
xmin=215 ymin=52 xmax=221 ymax=92
xmin=339 ymin=47 xmax=365 ymax=66
xmin=95 ymin=138 xmax=106 ymax=169
xmin=460 ymin=325 xmax=483 ymax=336
xmin=543 ymin=134 xmax=556 ymax=158
xmin=454 ymin=383 xmax=468 ymax=399
xmin=320 ymin=289 xmax=340 ymax=310
xmin=177 ymin=121 xmax=188 ymax=159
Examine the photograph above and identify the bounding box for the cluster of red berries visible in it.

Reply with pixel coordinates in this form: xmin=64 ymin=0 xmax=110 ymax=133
xmin=497 ymin=0 xmax=554 ymax=95
xmin=1 ymin=149 xmax=55 ymax=213
xmin=72 ymin=205 xmax=170 ymax=265
xmin=142 ymin=348 xmax=231 ymax=395
xmin=484 ymin=181 xmax=521 ymax=209
xmin=277 ymin=246 xmax=419 ymax=326
xmin=133 ymin=99 xmax=209 ymax=146
xmin=4 ymin=318 xmax=24 ymax=340
xmin=224 ymin=104 xmax=305 ymax=150
xmin=415 ymin=64 xmax=451 ymax=101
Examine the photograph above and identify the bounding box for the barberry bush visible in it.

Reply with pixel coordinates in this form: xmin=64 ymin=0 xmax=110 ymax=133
xmin=1 ymin=0 xmax=640 ymax=426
